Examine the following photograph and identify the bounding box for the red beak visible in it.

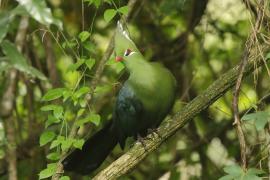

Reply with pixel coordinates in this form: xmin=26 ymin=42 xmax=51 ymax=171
xmin=115 ymin=56 xmax=123 ymax=62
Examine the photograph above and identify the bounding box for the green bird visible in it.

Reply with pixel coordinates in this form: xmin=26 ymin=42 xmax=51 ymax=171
xmin=62 ymin=21 xmax=177 ymax=175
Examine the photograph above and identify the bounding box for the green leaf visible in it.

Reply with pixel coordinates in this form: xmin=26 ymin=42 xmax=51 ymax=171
xmin=85 ymin=58 xmax=96 ymax=70
xmin=118 ymin=6 xmax=129 ymax=15
xmin=40 ymin=104 xmax=60 ymax=111
xmin=40 ymin=131 xmax=56 ymax=146
xmin=73 ymin=139 xmax=85 ymax=150
xmin=63 ymin=89 xmax=72 ymax=102
xmin=61 ymin=139 xmax=73 ymax=151
xmin=76 ymin=117 xmax=90 ymax=127
xmin=39 ymin=168 xmax=55 ymax=179
xmin=223 ymin=165 xmax=243 ymax=176
xmin=242 ymin=111 xmax=270 ymax=131
xmin=45 ymin=114 xmax=61 ymax=128
xmin=247 ymin=168 xmax=265 ymax=175
xmin=0 ymin=12 xmax=11 ymax=43
xmin=67 ymin=58 xmax=85 ymax=72
xmin=16 ymin=0 xmax=62 ymax=29
xmin=74 ymin=86 xmax=90 ymax=99
xmin=89 ymin=114 xmax=101 ymax=126
xmin=84 ymin=0 xmax=101 ymax=8
xmin=265 ymin=52 xmax=270 ymax=60
xmin=40 ymin=105 xmax=63 ymax=119
xmin=83 ymin=41 xmax=96 ymax=53
xmin=50 ymin=136 xmax=65 ymax=149
xmin=242 ymin=174 xmax=261 ymax=180
xmin=79 ymin=31 xmax=90 ymax=42
xmin=79 ymin=98 xmax=87 ymax=108
xmin=46 ymin=152 xmax=61 ymax=160
xmin=53 ymin=106 xmax=63 ymax=119
xmin=42 ymin=88 xmax=65 ymax=101
xmin=39 ymin=163 xmax=57 ymax=179
xmin=104 ymin=9 xmax=117 ymax=23
xmin=77 ymin=108 xmax=85 ymax=117
xmin=60 ymin=176 xmax=70 ymax=180
xmin=76 ymin=114 xmax=100 ymax=127
xmin=218 ymin=174 xmax=235 ymax=180
xmin=1 ymin=40 xmax=46 ymax=80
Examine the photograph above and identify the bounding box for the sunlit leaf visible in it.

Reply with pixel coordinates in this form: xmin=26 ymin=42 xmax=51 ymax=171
xmin=73 ymin=139 xmax=85 ymax=150
xmin=61 ymin=139 xmax=73 ymax=151
xmin=79 ymin=31 xmax=90 ymax=42
xmin=1 ymin=40 xmax=47 ymax=80
xmin=67 ymin=58 xmax=85 ymax=72
xmin=45 ymin=114 xmax=61 ymax=128
xmin=84 ymin=0 xmax=101 ymax=8
xmin=16 ymin=0 xmax=62 ymax=29
xmin=39 ymin=167 xmax=54 ymax=179
xmin=85 ymin=58 xmax=95 ymax=70
xmin=74 ymin=86 xmax=90 ymax=99
xmin=59 ymin=176 xmax=70 ymax=180
xmin=118 ymin=6 xmax=129 ymax=15
xmin=40 ymin=104 xmax=60 ymax=111
xmin=40 ymin=131 xmax=56 ymax=146
xmin=39 ymin=163 xmax=57 ymax=179
xmin=46 ymin=152 xmax=60 ymax=160
xmin=89 ymin=114 xmax=101 ymax=126
xmin=104 ymin=9 xmax=117 ymax=23
xmin=50 ymin=136 xmax=65 ymax=149
xmin=42 ymin=88 xmax=65 ymax=101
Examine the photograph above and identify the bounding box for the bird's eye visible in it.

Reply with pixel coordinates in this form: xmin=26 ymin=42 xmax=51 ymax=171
xmin=124 ymin=49 xmax=132 ymax=56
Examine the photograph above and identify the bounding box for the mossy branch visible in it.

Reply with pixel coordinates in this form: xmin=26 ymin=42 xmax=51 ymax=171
xmin=93 ymin=57 xmax=267 ymax=180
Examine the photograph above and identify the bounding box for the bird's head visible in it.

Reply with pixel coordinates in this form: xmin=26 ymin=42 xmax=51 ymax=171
xmin=114 ymin=21 xmax=140 ymax=60
xmin=115 ymin=48 xmax=134 ymax=62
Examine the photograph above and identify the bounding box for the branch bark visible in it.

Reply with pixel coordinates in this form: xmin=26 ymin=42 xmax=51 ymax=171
xmin=93 ymin=57 xmax=268 ymax=179
xmin=0 ymin=16 xmax=29 ymax=180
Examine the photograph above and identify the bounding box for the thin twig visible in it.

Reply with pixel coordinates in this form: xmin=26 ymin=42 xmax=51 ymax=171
xmin=232 ymin=0 xmax=264 ymax=170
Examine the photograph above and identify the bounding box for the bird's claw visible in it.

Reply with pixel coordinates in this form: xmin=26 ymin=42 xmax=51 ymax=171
xmin=137 ymin=135 xmax=149 ymax=152
xmin=147 ymin=128 xmax=162 ymax=139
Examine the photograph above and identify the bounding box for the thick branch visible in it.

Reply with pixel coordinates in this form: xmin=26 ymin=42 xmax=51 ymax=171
xmin=93 ymin=57 xmax=267 ymax=179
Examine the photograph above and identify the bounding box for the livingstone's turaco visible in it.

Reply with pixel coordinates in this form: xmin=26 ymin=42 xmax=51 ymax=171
xmin=62 ymin=21 xmax=177 ymax=175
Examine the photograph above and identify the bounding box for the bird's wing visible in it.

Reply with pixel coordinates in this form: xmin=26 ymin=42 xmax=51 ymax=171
xmin=113 ymin=83 xmax=144 ymax=149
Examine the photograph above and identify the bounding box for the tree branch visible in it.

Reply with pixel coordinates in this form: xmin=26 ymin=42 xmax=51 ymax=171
xmin=93 ymin=57 xmax=268 ymax=179
xmin=0 ymin=16 xmax=29 ymax=180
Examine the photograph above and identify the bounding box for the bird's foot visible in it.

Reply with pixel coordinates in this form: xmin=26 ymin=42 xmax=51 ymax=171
xmin=147 ymin=128 xmax=162 ymax=139
xmin=137 ymin=134 xmax=148 ymax=152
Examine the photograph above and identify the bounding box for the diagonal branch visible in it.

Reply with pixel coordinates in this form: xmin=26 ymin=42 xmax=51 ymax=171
xmin=93 ymin=57 xmax=268 ymax=180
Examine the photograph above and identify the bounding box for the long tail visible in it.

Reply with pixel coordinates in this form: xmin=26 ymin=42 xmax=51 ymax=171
xmin=62 ymin=122 xmax=118 ymax=175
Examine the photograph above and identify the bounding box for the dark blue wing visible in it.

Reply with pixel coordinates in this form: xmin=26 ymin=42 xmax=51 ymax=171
xmin=113 ymin=83 xmax=144 ymax=149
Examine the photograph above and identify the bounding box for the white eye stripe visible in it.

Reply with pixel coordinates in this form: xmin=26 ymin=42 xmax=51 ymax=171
xmin=129 ymin=52 xmax=135 ymax=56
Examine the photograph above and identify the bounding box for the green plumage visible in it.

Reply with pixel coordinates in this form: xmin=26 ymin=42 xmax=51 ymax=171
xmin=62 ymin=21 xmax=176 ymax=175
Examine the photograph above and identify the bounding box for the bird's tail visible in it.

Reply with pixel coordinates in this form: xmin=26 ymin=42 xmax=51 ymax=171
xmin=62 ymin=122 xmax=118 ymax=175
